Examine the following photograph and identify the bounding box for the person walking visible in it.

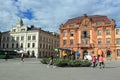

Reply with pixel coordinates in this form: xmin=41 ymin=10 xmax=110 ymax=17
xmin=91 ymin=56 xmax=97 ymax=68
xmin=21 ymin=53 xmax=24 ymax=62
xmin=5 ymin=52 xmax=9 ymax=61
xmin=99 ymin=55 xmax=105 ymax=69
xmin=47 ymin=55 xmax=55 ymax=68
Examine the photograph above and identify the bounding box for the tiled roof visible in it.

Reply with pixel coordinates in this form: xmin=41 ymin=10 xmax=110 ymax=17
xmin=64 ymin=15 xmax=111 ymax=26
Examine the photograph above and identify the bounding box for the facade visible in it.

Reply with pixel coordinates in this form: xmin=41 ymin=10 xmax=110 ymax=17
xmin=60 ymin=14 xmax=120 ymax=59
xmin=0 ymin=19 xmax=59 ymax=58
xmin=0 ymin=31 xmax=1 ymax=49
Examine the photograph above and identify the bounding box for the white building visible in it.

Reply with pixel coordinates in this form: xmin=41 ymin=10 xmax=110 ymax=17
xmin=0 ymin=19 xmax=59 ymax=58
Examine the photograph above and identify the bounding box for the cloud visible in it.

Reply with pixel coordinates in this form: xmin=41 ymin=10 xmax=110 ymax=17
xmin=0 ymin=0 xmax=120 ymax=32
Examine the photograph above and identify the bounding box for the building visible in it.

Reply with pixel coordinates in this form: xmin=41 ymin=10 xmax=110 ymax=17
xmin=0 ymin=19 xmax=59 ymax=58
xmin=60 ymin=14 xmax=120 ymax=59
xmin=0 ymin=31 xmax=1 ymax=50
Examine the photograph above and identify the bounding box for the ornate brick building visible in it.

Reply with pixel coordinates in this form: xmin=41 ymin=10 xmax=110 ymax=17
xmin=60 ymin=14 xmax=120 ymax=59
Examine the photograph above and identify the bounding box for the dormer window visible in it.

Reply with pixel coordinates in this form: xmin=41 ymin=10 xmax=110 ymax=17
xmin=13 ymin=29 xmax=16 ymax=32
xmin=70 ymin=32 xmax=74 ymax=37
xmin=21 ymin=29 xmax=25 ymax=32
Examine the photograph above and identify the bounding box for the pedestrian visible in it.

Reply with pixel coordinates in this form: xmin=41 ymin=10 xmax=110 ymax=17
xmin=91 ymin=56 xmax=96 ymax=68
xmin=99 ymin=55 xmax=105 ymax=69
xmin=47 ymin=55 xmax=55 ymax=68
xmin=21 ymin=53 xmax=24 ymax=62
xmin=5 ymin=52 xmax=9 ymax=61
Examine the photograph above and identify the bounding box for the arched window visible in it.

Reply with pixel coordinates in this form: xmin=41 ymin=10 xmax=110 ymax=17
xmin=32 ymin=50 xmax=35 ymax=57
xmin=27 ymin=51 xmax=30 ymax=57
xmin=28 ymin=43 xmax=30 ymax=48
xmin=32 ymin=43 xmax=35 ymax=48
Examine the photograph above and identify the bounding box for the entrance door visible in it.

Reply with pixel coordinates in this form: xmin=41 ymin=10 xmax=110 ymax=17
xmin=106 ymin=50 xmax=111 ymax=58
xmin=83 ymin=51 xmax=88 ymax=59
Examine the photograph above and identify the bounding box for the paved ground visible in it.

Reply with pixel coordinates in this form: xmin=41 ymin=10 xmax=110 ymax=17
xmin=0 ymin=58 xmax=120 ymax=80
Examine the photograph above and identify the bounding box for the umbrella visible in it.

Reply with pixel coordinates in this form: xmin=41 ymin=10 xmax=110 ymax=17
xmin=75 ymin=51 xmax=80 ymax=56
xmin=17 ymin=50 xmax=25 ymax=54
xmin=85 ymin=55 xmax=92 ymax=60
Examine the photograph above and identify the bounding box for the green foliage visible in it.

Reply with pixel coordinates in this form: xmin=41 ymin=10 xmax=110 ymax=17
xmin=54 ymin=59 xmax=69 ymax=67
xmin=68 ymin=60 xmax=82 ymax=67
xmin=40 ymin=58 xmax=49 ymax=64
xmin=40 ymin=58 xmax=91 ymax=67
xmin=80 ymin=60 xmax=92 ymax=67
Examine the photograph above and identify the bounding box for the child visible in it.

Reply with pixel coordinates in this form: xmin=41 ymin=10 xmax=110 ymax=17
xmin=91 ymin=56 xmax=96 ymax=68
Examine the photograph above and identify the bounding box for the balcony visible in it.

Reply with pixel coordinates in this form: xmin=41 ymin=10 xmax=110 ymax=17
xmin=78 ymin=44 xmax=94 ymax=49
xmin=81 ymin=35 xmax=90 ymax=38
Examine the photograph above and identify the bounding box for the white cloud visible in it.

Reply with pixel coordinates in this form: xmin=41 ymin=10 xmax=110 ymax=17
xmin=0 ymin=0 xmax=120 ymax=32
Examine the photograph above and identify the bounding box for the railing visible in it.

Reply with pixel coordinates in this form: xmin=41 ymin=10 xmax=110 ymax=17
xmin=81 ymin=35 xmax=90 ymax=38
xmin=78 ymin=43 xmax=94 ymax=48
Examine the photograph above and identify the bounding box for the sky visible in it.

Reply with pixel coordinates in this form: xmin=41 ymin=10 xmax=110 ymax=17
xmin=0 ymin=0 xmax=120 ymax=33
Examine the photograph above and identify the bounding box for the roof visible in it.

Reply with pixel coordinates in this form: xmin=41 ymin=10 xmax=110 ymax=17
xmin=64 ymin=15 xmax=111 ymax=26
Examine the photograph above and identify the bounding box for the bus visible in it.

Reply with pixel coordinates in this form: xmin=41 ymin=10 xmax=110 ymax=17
xmin=0 ymin=50 xmax=19 ymax=59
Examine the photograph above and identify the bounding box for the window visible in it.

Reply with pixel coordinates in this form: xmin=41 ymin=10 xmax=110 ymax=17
xmin=63 ymin=40 xmax=66 ymax=45
xmin=116 ymin=29 xmax=120 ymax=34
xmin=116 ymin=38 xmax=120 ymax=44
xmin=32 ymin=43 xmax=35 ymax=48
xmin=27 ymin=51 xmax=30 ymax=56
xmin=117 ymin=49 xmax=120 ymax=56
xmin=7 ymin=37 xmax=9 ymax=41
xmin=3 ymin=44 xmax=5 ymax=48
xmin=70 ymin=32 xmax=74 ymax=37
xmin=97 ymin=30 xmax=102 ymax=36
xmin=40 ymin=44 xmax=42 ymax=48
xmin=63 ymin=32 xmax=67 ymax=37
xmin=3 ymin=37 xmax=5 ymax=41
xmin=32 ymin=36 xmax=36 ymax=40
xmin=12 ymin=37 xmax=15 ymax=41
xmin=13 ymin=29 xmax=16 ymax=32
xmin=70 ymin=40 xmax=74 ymax=45
xmin=82 ymin=40 xmax=85 ymax=44
xmin=106 ymin=38 xmax=110 ymax=44
xmin=81 ymin=39 xmax=89 ymax=44
xmin=86 ymin=40 xmax=89 ymax=44
xmin=12 ymin=43 xmax=14 ymax=48
xmin=32 ymin=51 xmax=35 ymax=57
xmin=21 ymin=43 xmax=23 ymax=48
xmin=82 ymin=31 xmax=89 ymax=38
xmin=98 ymin=39 xmax=102 ymax=44
xmin=21 ymin=29 xmax=25 ymax=32
xmin=28 ymin=36 xmax=31 ymax=40
xmin=6 ymin=44 xmax=8 ymax=48
xmin=106 ymin=29 xmax=110 ymax=35
xmin=16 ymin=37 xmax=19 ymax=41
xmin=28 ymin=43 xmax=30 ymax=48
xmin=21 ymin=36 xmax=24 ymax=41
xmin=16 ymin=43 xmax=19 ymax=48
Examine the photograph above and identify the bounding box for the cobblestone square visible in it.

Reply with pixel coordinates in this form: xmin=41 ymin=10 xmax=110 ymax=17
xmin=0 ymin=58 xmax=120 ymax=80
